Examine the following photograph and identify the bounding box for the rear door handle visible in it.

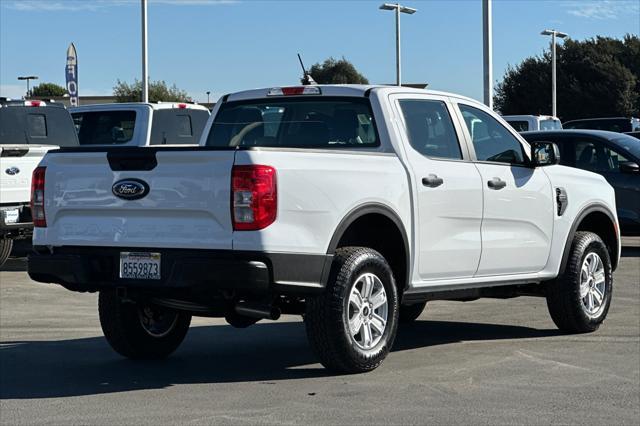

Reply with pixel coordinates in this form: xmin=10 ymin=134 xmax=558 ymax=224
xmin=422 ymin=174 xmax=444 ymax=188
xmin=487 ymin=177 xmax=506 ymax=190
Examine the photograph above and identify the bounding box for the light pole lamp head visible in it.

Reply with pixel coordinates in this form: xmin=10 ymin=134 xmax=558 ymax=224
xmin=18 ymin=76 xmax=38 ymax=81
xmin=380 ymin=3 xmax=417 ymax=14
xmin=541 ymin=29 xmax=569 ymax=38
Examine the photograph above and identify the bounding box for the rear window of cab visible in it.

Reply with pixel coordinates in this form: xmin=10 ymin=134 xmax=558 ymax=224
xmin=206 ymin=97 xmax=379 ymax=149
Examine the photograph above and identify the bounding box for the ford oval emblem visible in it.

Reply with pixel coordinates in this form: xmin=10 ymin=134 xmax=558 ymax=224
xmin=5 ymin=167 xmax=20 ymax=175
xmin=112 ymin=179 xmax=149 ymax=200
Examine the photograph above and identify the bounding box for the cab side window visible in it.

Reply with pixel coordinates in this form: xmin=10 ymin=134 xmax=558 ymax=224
xmin=399 ymin=99 xmax=462 ymax=160
xmin=459 ymin=104 xmax=526 ymax=165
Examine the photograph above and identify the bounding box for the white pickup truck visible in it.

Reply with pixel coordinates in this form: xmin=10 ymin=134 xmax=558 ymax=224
xmin=0 ymin=100 xmax=78 ymax=266
xmin=70 ymin=102 xmax=210 ymax=146
xmin=28 ymin=85 xmax=620 ymax=373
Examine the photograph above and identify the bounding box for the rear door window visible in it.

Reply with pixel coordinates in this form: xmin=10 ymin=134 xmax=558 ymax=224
xmin=398 ymin=99 xmax=462 ymax=160
xmin=72 ymin=110 xmax=136 ymax=145
xmin=207 ymin=97 xmax=379 ymax=148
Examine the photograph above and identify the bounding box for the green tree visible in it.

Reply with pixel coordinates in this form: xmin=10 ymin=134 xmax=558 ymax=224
xmin=304 ymin=57 xmax=369 ymax=85
xmin=31 ymin=82 xmax=66 ymax=97
xmin=113 ymin=79 xmax=193 ymax=103
xmin=494 ymin=35 xmax=639 ymax=121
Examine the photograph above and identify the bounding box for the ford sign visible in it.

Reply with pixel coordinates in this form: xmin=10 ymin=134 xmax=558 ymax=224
xmin=5 ymin=167 xmax=20 ymax=175
xmin=112 ymin=179 xmax=149 ymax=200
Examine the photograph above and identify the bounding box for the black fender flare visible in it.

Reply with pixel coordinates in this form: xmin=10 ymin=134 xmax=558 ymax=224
xmin=560 ymin=203 xmax=619 ymax=274
xmin=326 ymin=203 xmax=411 ymax=288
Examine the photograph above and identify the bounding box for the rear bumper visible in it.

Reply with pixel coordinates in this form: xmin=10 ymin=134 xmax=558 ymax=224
xmin=0 ymin=204 xmax=33 ymax=239
xmin=28 ymin=246 xmax=332 ymax=296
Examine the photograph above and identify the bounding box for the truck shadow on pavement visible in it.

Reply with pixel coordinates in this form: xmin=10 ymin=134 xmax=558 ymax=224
xmin=0 ymin=320 xmax=560 ymax=400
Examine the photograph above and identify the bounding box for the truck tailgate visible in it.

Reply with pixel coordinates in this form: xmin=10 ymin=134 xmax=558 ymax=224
xmin=35 ymin=148 xmax=235 ymax=249
xmin=0 ymin=145 xmax=53 ymax=204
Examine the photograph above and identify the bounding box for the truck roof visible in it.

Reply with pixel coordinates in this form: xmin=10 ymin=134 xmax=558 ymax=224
xmin=70 ymin=102 xmax=209 ymax=113
xmin=225 ymin=84 xmax=482 ymax=105
xmin=502 ymin=115 xmax=560 ymax=121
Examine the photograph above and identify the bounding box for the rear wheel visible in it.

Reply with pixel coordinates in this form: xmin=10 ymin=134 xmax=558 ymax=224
xmin=546 ymin=231 xmax=613 ymax=333
xmin=305 ymin=247 xmax=399 ymax=373
xmin=0 ymin=239 xmax=13 ymax=268
xmin=98 ymin=290 xmax=191 ymax=359
xmin=399 ymin=302 xmax=427 ymax=323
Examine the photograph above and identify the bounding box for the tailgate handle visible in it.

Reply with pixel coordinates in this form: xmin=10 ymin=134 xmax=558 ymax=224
xmin=107 ymin=150 xmax=158 ymax=171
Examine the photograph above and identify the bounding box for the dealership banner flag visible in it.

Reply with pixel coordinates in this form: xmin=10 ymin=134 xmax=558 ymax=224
xmin=65 ymin=43 xmax=78 ymax=106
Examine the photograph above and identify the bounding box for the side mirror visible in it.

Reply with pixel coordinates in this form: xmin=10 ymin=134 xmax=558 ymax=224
xmin=620 ymin=161 xmax=640 ymax=174
xmin=531 ymin=141 xmax=561 ymax=167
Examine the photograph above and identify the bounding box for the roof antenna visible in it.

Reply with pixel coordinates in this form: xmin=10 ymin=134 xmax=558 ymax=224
xmin=298 ymin=53 xmax=317 ymax=86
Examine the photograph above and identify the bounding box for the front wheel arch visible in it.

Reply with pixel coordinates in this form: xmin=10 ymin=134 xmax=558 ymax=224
xmin=561 ymin=204 xmax=619 ymax=274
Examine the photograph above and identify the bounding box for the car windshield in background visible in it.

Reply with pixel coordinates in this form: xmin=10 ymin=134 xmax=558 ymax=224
xmin=540 ymin=119 xmax=562 ymax=130
xmin=613 ymin=134 xmax=640 ymax=159
xmin=564 ymin=119 xmax=633 ymax=133
xmin=72 ymin=110 xmax=136 ymax=145
xmin=207 ymin=97 xmax=379 ymax=148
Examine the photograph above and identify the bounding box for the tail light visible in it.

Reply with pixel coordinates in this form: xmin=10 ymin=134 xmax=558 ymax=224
xmin=31 ymin=166 xmax=46 ymax=227
xmin=231 ymin=165 xmax=277 ymax=231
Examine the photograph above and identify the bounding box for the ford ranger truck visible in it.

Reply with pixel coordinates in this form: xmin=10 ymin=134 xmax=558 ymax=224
xmin=28 ymin=85 xmax=620 ymax=373
xmin=0 ymin=100 xmax=78 ymax=266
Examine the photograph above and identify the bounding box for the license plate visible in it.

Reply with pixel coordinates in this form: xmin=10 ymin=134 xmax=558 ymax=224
xmin=4 ymin=209 xmax=19 ymax=224
xmin=119 ymin=252 xmax=161 ymax=280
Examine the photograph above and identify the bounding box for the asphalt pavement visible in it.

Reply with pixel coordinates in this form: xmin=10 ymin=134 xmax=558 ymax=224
xmin=1 ymin=240 xmax=639 ymax=425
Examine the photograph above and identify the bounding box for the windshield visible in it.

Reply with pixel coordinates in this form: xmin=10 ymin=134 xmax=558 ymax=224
xmin=206 ymin=97 xmax=379 ymax=148
xmin=613 ymin=134 xmax=640 ymax=159
xmin=564 ymin=119 xmax=632 ymax=132
xmin=72 ymin=110 xmax=136 ymax=145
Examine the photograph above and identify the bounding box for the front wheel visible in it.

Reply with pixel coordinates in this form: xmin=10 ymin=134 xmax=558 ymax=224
xmin=305 ymin=247 xmax=399 ymax=373
xmin=546 ymin=231 xmax=613 ymax=333
xmin=98 ymin=290 xmax=191 ymax=359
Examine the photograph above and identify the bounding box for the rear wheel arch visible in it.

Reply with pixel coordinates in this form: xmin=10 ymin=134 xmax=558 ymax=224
xmin=326 ymin=204 xmax=410 ymax=294
xmin=561 ymin=204 xmax=619 ymax=274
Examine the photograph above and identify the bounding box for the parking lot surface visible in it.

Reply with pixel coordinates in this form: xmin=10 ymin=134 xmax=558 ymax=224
xmin=1 ymin=240 xmax=639 ymax=425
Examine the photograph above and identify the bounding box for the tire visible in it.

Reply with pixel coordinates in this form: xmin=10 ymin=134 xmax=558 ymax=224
xmin=305 ymin=247 xmax=399 ymax=373
xmin=98 ymin=290 xmax=191 ymax=359
xmin=399 ymin=302 xmax=427 ymax=323
xmin=546 ymin=231 xmax=613 ymax=333
xmin=0 ymin=239 xmax=13 ymax=268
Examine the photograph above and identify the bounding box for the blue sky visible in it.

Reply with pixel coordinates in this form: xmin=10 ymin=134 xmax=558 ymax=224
xmin=1 ymin=0 xmax=639 ymax=103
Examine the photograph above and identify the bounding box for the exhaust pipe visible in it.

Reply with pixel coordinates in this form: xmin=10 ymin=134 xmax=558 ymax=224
xmin=235 ymin=301 xmax=281 ymax=321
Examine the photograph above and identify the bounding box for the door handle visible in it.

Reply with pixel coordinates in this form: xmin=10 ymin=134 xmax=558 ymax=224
xmin=422 ymin=174 xmax=444 ymax=188
xmin=487 ymin=177 xmax=506 ymax=190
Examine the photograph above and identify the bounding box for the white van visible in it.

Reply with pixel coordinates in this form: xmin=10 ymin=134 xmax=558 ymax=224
xmin=503 ymin=115 xmax=562 ymax=132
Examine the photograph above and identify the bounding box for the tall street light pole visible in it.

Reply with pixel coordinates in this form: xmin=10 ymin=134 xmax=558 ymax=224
xmin=380 ymin=3 xmax=417 ymax=86
xmin=17 ymin=76 xmax=38 ymax=98
xmin=541 ymin=29 xmax=568 ymax=117
xmin=141 ymin=0 xmax=149 ymax=103
xmin=206 ymin=91 xmax=211 ymax=104
xmin=482 ymin=0 xmax=493 ymax=109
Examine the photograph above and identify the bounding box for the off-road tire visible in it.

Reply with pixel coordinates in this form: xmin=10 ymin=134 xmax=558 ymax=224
xmin=399 ymin=302 xmax=427 ymax=323
xmin=0 ymin=239 xmax=13 ymax=268
xmin=305 ymin=247 xmax=399 ymax=373
xmin=546 ymin=231 xmax=613 ymax=333
xmin=98 ymin=290 xmax=191 ymax=359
